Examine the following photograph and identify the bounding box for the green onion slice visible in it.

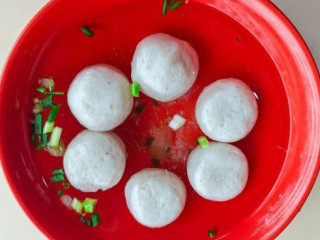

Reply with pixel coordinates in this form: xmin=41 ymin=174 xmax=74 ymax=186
xmin=72 ymin=198 xmax=83 ymax=214
xmin=83 ymin=198 xmax=98 ymax=213
xmin=208 ymin=229 xmax=217 ymax=238
xmin=169 ymin=0 xmax=183 ymax=11
xmin=42 ymin=134 xmax=49 ymax=146
xmin=47 ymin=105 xmax=60 ymax=122
xmin=37 ymin=86 xmax=46 ymax=93
xmin=39 ymin=77 xmax=55 ymax=91
xmin=62 ymin=182 xmax=70 ymax=189
xmin=162 ymin=0 xmax=169 ymax=16
xmin=43 ymin=121 xmax=55 ymax=134
xmin=81 ymin=26 xmax=95 ymax=38
xmin=51 ymin=174 xmax=65 ymax=183
xmin=52 ymin=168 xmax=64 ymax=175
xmin=197 ymin=136 xmax=210 ymax=149
xmin=49 ymin=127 xmax=63 ymax=147
xmin=87 ymin=219 xmax=93 ymax=227
xmin=79 ymin=216 xmax=86 ymax=223
xmin=44 ymin=91 xmax=64 ymax=95
xmin=57 ymin=190 xmax=63 ymax=196
xmin=91 ymin=213 xmax=100 ymax=227
xmin=130 ymin=83 xmax=140 ymax=97
xmin=34 ymin=114 xmax=43 ymax=134
xmin=41 ymin=95 xmax=54 ymax=109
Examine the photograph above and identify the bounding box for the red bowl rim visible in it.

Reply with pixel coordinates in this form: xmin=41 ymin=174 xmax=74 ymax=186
xmin=0 ymin=0 xmax=319 ymax=239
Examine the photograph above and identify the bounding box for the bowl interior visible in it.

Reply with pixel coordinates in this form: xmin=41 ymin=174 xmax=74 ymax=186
xmin=1 ymin=0 xmax=319 ymax=240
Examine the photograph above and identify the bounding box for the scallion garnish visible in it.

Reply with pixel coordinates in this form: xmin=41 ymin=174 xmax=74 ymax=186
xmin=42 ymin=134 xmax=49 ymax=146
xmin=47 ymin=105 xmax=60 ymax=122
xmin=81 ymin=26 xmax=95 ymax=38
xmin=41 ymin=95 xmax=53 ymax=109
xmin=57 ymin=190 xmax=63 ymax=196
xmin=39 ymin=77 xmax=55 ymax=91
xmin=169 ymin=0 xmax=183 ymax=11
xmin=87 ymin=219 xmax=93 ymax=227
xmin=51 ymin=174 xmax=65 ymax=183
xmin=197 ymin=136 xmax=209 ymax=149
xmin=31 ymin=133 xmax=36 ymax=143
xmin=43 ymin=121 xmax=55 ymax=134
xmin=79 ymin=216 xmax=86 ymax=223
xmin=36 ymin=144 xmax=45 ymax=151
xmin=44 ymin=91 xmax=64 ymax=95
xmin=91 ymin=213 xmax=100 ymax=227
xmin=162 ymin=0 xmax=169 ymax=16
xmin=72 ymin=198 xmax=83 ymax=214
xmin=49 ymin=127 xmax=63 ymax=147
xmin=62 ymin=182 xmax=70 ymax=189
xmin=37 ymin=87 xmax=64 ymax=95
xmin=83 ymin=198 xmax=98 ymax=213
xmin=52 ymin=168 xmax=64 ymax=175
xmin=208 ymin=229 xmax=216 ymax=238
xmin=35 ymin=113 xmax=43 ymax=134
xmin=131 ymin=83 xmax=140 ymax=97
xmin=37 ymin=86 xmax=46 ymax=93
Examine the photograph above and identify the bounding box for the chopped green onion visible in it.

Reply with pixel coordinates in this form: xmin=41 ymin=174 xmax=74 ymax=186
xmin=47 ymin=140 xmax=65 ymax=157
xmin=91 ymin=213 xmax=100 ymax=227
xmin=49 ymin=127 xmax=63 ymax=147
xmin=145 ymin=137 xmax=154 ymax=147
xmin=47 ymin=105 xmax=60 ymax=122
xmin=72 ymin=198 xmax=83 ymax=214
xmin=33 ymin=98 xmax=40 ymax=104
xmin=52 ymin=168 xmax=64 ymax=175
xmin=79 ymin=216 xmax=86 ymax=223
xmin=131 ymin=83 xmax=140 ymax=97
xmin=34 ymin=114 xmax=43 ymax=134
xmin=57 ymin=190 xmax=63 ymax=196
xmin=31 ymin=133 xmax=36 ymax=143
xmin=36 ymin=144 xmax=45 ymax=151
xmin=32 ymin=102 xmax=43 ymax=114
xmin=208 ymin=229 xmax=217 ymax=238
xmin=42 ymin=134 xmax=49 ymax=146
xmin=81 ymin=26 xmax=95 ymax=38
xmin=136 ymin=104 xmax=145 ymax=113
xmin=44 ymin=91 xmax=64 ymax=95
xmin=169 ymin=0 xmax=183 ymax=11
xmin=51 ymin=174 xmax=65 ymax=183
xmin=62 ymin=182 xmax=70 ymax=189
xmin=39 ymin=77 xmax=55 ymax=91
xmin=43 ymin=121 xmax=55 ymax=134
xmin=87 ymin=219 xmax=93 ymax=227
xmin=152 ymin=158 xmax=159 ymax=167
xmin=83 ymin=198 xmax=98 ymax=213
xmin=41 ymin=95 xmax=53 ymax=109
xmin=162 ymin=0 xmax=168 ymax=16
xmin=38 ymin=134 xmax=43 ymax=143
xmin=37 ymin=86 xmax=46 ymax=93
xmin=197 ymin=136 xmax=210 ymax=149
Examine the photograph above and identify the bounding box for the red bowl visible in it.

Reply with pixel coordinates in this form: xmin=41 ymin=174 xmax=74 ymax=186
xmin=1 ymin=0 xmax=320 ymax=239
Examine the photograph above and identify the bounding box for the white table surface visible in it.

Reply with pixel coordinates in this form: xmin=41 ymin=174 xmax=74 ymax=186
xmin=0 ymin=0 xmax=319 ymax=239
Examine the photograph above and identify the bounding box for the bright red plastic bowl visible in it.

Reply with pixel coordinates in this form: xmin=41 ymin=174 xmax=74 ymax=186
xmin=1 ymin=0 xmax=320 ymax=239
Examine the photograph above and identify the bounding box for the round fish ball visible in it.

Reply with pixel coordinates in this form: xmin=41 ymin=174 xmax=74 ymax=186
xmin=131 ymin=33 xmax=199 ymax=102
xmin=63 ymin=130 xmax=126 ymax=192
xmin=68 ymin=64 xmax=133 ymax=131
xmin=125 ymin=168 xmax=186 ymax=228
xmin=187 ymin=142 xmax=249 ymax=201
xmin=196 ymin=78 xmax=258 ymax=142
